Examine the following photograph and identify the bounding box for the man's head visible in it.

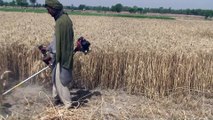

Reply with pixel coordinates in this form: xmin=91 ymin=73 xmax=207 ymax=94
xmin=45 ymin=0 xmax=63 ymax=17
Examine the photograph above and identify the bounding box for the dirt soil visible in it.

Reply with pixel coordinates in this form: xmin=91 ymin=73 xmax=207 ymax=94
xmin=0 ymin=85 xmax=213 ymax=120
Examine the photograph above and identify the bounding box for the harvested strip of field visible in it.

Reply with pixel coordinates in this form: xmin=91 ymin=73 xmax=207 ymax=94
xmin=2 ymin=86 xmax=213 ymax=120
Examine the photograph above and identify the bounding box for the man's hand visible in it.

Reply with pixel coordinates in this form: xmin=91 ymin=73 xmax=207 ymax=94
xmin=38 ymin=45 xmax=52 ymax=65
xmin=38 ymin=45 xmax=47 ymax=55
xmin=42 ymin=53 xmax=52 ymax=65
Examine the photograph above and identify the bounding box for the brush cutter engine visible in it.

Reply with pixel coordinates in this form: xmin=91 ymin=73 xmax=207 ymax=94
xmin=74 ymin=37 xmax=91 ymax=54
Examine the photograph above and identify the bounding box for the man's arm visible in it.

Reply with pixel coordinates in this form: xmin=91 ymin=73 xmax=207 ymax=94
xmin=55 ymin=22 xmax=62 ymax=64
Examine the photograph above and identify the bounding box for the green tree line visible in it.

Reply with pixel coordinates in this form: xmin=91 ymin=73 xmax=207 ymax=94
xmin=0 ymin=1 xmax=212 ymax=18
xmin=0 ymin=0 xmax=41 ymax=7
xmin=65 ymin=4 xmax=213 ymax=18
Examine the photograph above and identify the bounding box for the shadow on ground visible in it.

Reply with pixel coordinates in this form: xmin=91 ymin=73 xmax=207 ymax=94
xmin=0 ymin=103 xmax=12 ymax=117
xmin=70 ymin=89 xmax=101 ymax=105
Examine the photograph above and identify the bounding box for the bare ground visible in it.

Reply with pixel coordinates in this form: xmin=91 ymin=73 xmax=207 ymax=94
xmin=0 ymin=85 xmax=212 ymax=120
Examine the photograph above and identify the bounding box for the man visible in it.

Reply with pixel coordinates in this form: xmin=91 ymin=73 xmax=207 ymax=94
xmin=44 ymin=0 xmax=74 ymax=109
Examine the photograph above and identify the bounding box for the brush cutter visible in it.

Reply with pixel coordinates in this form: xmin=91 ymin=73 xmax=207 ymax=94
xmin=2 ymin=36 xmax=91 ymax=96
xmin=2 ymin=66 xmax=49 ymax=96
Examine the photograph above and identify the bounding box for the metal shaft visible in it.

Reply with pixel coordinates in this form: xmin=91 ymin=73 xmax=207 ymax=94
xmin=2 ymin=66 xmax=49 ymax=96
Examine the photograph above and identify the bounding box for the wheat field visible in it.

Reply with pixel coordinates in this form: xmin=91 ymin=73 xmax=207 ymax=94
xmin=0 ymin=11 xmax=213 ymax=119
xmin=0 ymin=11 xmax=213 ymax=97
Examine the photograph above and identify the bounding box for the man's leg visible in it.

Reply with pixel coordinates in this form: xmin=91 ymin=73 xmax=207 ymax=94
xmin=52 ymin=84 xmax=63 ymax=105
xmin=52 ymin=65 xmax=62 ymax=106
xmin=55 ymin=63 xmax=72 ymax=108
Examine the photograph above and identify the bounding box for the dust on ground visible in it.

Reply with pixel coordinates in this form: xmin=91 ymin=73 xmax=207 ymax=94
xmin=0 ymin=85 xmax=213 ymax=120
xmin=1 ymin=85 xmax=51 ymax=119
